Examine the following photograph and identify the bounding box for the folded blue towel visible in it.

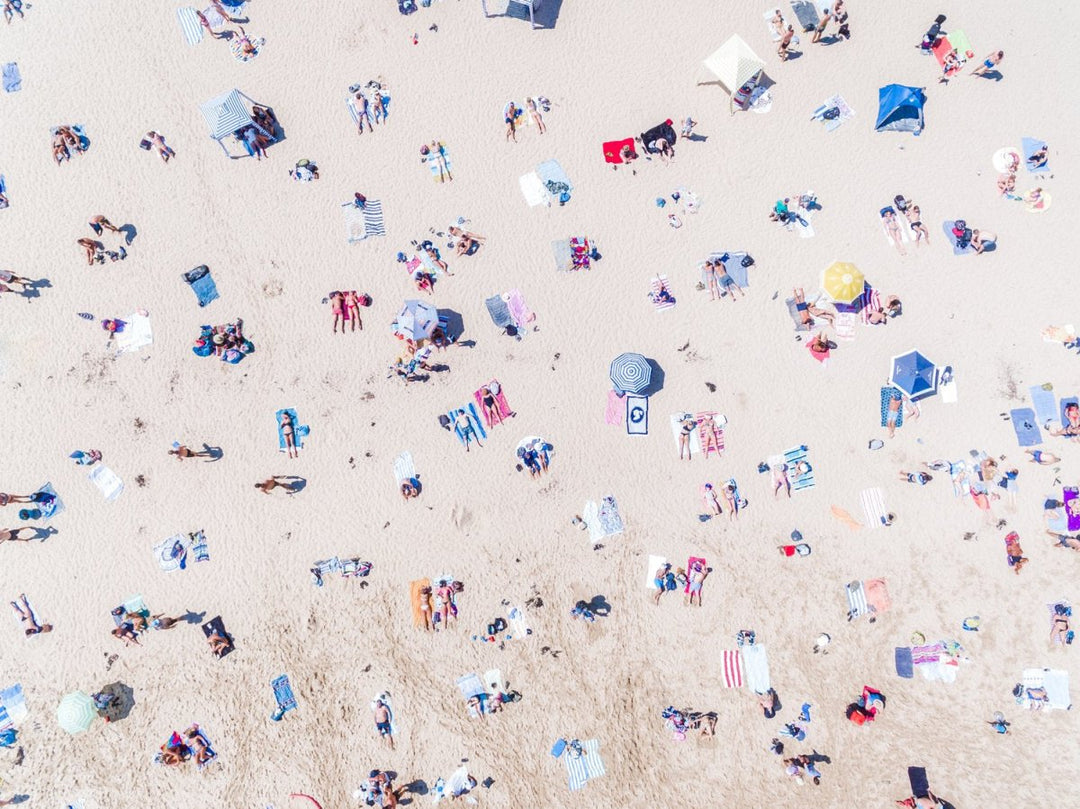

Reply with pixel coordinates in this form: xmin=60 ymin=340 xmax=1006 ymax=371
xmin=2 ymin=63 xmax=20 ymax=93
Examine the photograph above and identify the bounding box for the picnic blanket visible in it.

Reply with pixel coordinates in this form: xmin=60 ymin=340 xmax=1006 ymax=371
xmin=88 ymin=465 xmax=123 ymax=502
xmin=183 ymin=265 xmax=219 ymax=307
xmin=860 ymin=487 xmax=888 ymax=529
xmin=2 ymin=62 xmax=21 ymax=93
xmin=942 ymin=220 xmax=976 ymax=255
xmin=721 ymin=649 xmax=744 ymax=688
xmin=1010 ymin=408 xmax=1042 ymax=447
xmin=812 ymin=94 xmax=855 ymax=132
xmin=626 ymin=396 xmax=648 ymax=435
xmin=1022 ymin=137 xmax=1049 ymax=173
xmin=114 ymin=313 xmax=153 ymax=355
xmin=742 ymin=644 xmax=771 ymax=694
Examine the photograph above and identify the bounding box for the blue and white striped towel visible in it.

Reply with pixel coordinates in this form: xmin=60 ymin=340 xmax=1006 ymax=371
xmin=565 ymin=747 xmax=588 ymax=791
xmin=846 ymin=580 xmax=868 ymax=619
xmin=784 ymin=445 xmax=815 ymax=491
xmin=582 ymin=739 xmax=605 ymax=779
xmin=363 ymin=199 xmax=385 ymax=237
xmin=176 ymin=7 xmax=204 ymax=45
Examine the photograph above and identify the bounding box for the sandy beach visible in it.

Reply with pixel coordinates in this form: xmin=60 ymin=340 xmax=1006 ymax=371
xmin=0 ymin=0 xmax=1078 ymax=806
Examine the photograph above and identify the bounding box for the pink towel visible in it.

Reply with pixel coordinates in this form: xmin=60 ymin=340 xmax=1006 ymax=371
xmin=605 ymin=390 xmax=624 ymax=426
xmin=505 ymin=289 xmax=534 ymax=327
xmin=864 ymin=578 xmax=892 ymax=615
xmin=721 ymin=650 xmax=743 ymax=688
xmin=474 ymin=382 xmax=513 ymax=429
xmin=696 ymin=412 xmax=725 ymax=457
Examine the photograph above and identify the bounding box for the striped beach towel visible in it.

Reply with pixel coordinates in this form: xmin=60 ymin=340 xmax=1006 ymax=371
xmin=650 ymin=275 xmax=676 ymax=311
xmin=859 ymin=286 xmax=881 ymax=324
xmin=860 ymin=487 xmax=887 ymax=529
xmin=343 ymin=201 xmax=385 ymax=242
xmin=911 ymin=642 xmax=944 ymax=666
xmin=566 ymin=747 xmax=588 ymax=791
xmin=177 ymin=7 xmax=204 ymax=45
xmin=846 ymin=580 xmax=868 ymax=620
xmin=191 ymin=530 xmax=210 ymax=562
xmin=721 ymin=650 xmax=743 ymax=688
xmin=582 ymin=739 xmax=605 ymax=779
xmin=363 ymin=199 xmax=385 ymax=237
xmin=784 ymin=445 xmax=815 ymax=491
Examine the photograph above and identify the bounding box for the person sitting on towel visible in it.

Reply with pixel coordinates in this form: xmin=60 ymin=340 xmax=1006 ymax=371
xmin=206 ymin=628 xmax=230 ymax=656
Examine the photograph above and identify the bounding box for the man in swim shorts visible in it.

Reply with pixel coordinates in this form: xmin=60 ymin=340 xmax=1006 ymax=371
xmin=685 ymin=561 xmax=710 ymax=607
xmin=373 ymin=699 xmax=395 ymax=749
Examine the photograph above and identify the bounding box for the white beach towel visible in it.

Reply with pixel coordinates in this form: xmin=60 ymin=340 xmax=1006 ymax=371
xmin=507 ymin=605 xmax=530 ymax=639
xmin=177 ymin=7 xmax=204 ymax=45
xmin=834 ymin=311 xmax=856 ymax=341
xmin=114 ymin=313 xmax=153 ymax=355
xmin=742 ymin=644 xmax=771 ymax=694
xmin=485 ymin=668 xmax=505 ymax=693
xmin=393 ymin=451 xmax=416 ymax=484
xmin=153 ymin=534 xmax=188 ymax=572
xmin=519 ymin=172 xmax=550 ymax=207
xmin=860 ymin=487 xmax=888 ymax=529
xmin=939 ymin=377 xmax=958 ymax=403
xmin=645 ymin=555 xmax=667 ymax=590
xmin=670 ymin=413 xmax=703 ymax=456
xmin=1022 ymin=668 xmax=1072 ymax=710
xmin=88 ymin=465 xmax=124 ymax=502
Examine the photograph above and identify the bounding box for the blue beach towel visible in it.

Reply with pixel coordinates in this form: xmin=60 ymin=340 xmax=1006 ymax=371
xmin=881 ymin=386 xmax=903 ymax=429
xmin=536 ymin=159 xmax=573 ymax=194
xmin=722 ymin=252 xmax=751 ymax=289
xmin=1010 ymin=408 xmax=1042 ymax=447
xmin=36 ymin=482 xmax=64 ymax=520
xmin=184 ymin=266 xmax=219 ymax=307
xmin=271 ymin=675 xmax=297 ymax=720
xmin=784 ymin=445 xmax=815 ymax=491
xmin=449 ymin=403 xmax=486 ymax=445
xmin=2 ymin=63 xmax=20 ymax=93
xmin=942 ymin=220 xmax=975 ymax=256
xmin=1029 ymin=385 xmax=1058 ymax=426
xmin=190 ymin=530 xmax=209 ymax=562
xmin=908 ymin=766 xmax=931 ymax=799
xmin=1060 ymin=397 xmax=1078 ymax=427
xmin=626 ymin=395 xmax=648 ymax=435
xmin=1021 ymin=137 xmax=1048 ymax=173
xmin=895 ymin=647 xmax=914 ymax=678
xmin=276 ymin=409 xmax=309 ymax=451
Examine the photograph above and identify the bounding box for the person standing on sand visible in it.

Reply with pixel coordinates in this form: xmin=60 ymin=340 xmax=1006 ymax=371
xmin=255 ymin=477 xmax=295 ymax=494
xmin=970 ymin=50 xmax=1004 ymax=77
xmin=169 ymin=444 xmax=214 ymax=460
xmin=811 ymin=9 xmax=830 ymax=43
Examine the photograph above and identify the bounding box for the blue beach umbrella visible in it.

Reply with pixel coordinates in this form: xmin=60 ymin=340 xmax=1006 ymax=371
xmin=394 ymin=300 xmax=438 ymax=342
xmin=890 ymin=350 xmax=937 ymax=398
xmin=609 ymin=352 xmax=651 ymax=395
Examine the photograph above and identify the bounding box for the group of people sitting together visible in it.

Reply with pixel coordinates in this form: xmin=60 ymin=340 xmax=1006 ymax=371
xmin=156 ymin=725 xmax=216 ymax=768
xmin=51 ymin=124 xmax=87 ymax=165
xmin=950 ymin=218 xmax=996 ymax=253
xmin=236 ymin=105 xmax=277 ymax=160
xmin=996 ymin=145 xmax=1048 ymax=211
xmin=516 ymin=439 xmax=552 ymax=479
xmin=192 ymin=319 xmax=253 ymax=363
xmin=415 ymin=579 xmax=463 ymax=632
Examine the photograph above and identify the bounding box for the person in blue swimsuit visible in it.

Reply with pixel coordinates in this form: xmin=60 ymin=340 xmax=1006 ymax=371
xmin=1026 ymin=448 xmax=1060 ymax=465
xmin=970 ymin=50 xmax=1004 ymax=77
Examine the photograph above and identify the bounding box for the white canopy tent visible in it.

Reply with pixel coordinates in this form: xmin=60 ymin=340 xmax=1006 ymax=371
xmin=700 ymin=35 xmax=765 ymax=113
xmin=199 ymin=89 xmax=274 ymax=157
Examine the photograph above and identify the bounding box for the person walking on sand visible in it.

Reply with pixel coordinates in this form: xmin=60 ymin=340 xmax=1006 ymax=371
xmin=0 ymin=270 xmax=32 ymax=290
xmin=778 ymin=25 xmax=795 ymax=60
xmin=373 ymin=698 xmax=395 ymax=749
xmin=811 ymin=9 xmax=830 ymax=43
xmin=88 ymin=215 xmax=120 ymax=236
xmin=169 ymin=444 xmax=214 ymax=460
xmin=0 ymin=527 xmax=38 ymax=544
xmin=971 ymin=50 xmax=1004 ymax=77
xmin=685 ymin=561 xmax=710 ymax=607
xmin=653 ymin=562 xmax=671 ymax=605
xmin=255 ymin=476 xmax=295 ymax=494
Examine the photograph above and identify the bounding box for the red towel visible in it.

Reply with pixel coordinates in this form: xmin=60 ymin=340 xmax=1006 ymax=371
xmin=602 ymin=138 xmax=635 ymax=164
xmin=721 ymin=650 xmax=743 ymax=688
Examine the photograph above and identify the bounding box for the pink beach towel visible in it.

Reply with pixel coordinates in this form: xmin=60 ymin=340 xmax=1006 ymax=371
xmin=1064 ymin=487 xmax=1080 ymax=531
xmin=684 ymin=557 xmax=706 ymax=594
xmin=721 ymin=650 xmax=743 ymax=688
xmin=505 ymin=289 xmax=535 ymax=328
xmin=474 ymin=382 xmax=513 ymax=429
xmin=605 ymin=390 xmax=625 ymax=426
xmin=696 ymin=412 xmax=725 ymax=457
xmin=864 ymin=578 xmax=892 ymax=615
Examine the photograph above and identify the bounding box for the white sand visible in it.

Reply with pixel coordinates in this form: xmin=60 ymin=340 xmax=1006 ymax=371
xmin=1 ymin=0 xmax=1078 ymax=806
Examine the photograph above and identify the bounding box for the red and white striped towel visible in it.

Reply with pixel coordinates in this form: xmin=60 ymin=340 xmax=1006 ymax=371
xmin=859 ymin=287 xmax=882 ymax=324
xmin=721 ymin=650 xmax=744 ymax=688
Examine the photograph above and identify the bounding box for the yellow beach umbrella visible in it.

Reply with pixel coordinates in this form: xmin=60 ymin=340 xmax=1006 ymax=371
xmin=821 ymin=262 xmax=864 ymax=304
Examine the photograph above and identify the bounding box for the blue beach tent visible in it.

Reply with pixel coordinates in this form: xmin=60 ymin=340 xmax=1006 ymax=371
xmin=875 ymin=85 xmax=925 ymax=134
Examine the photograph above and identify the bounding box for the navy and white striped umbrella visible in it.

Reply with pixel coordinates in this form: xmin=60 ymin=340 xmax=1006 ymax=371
xmin=609 ymin=352 xmax=652 ymax=395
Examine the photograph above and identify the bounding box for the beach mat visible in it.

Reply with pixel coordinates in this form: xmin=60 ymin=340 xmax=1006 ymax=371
xmin=645 ymin=555 xmax=666 ymax=590
xmin=114 ymin=313 xmax=153 ymax=355
xmin=790 ymin=0 xmax=818 ymax=31
xmin=449 ymin=402 xmax=486 ymax=445
xmin=812 ymin=94 xmax=855 ymax=132
xmin=908 ymin=766 xmax=930 ymax=799
xmin=409 ymin=578 xmax=430 ymax=628
xmin=626 ymin=396 xmax=648 ymax=435
xmin=861 ymin=487 xmax=887 ymax=529
xmin=881 ymin=386 xmax=903 ymax=429
xmin=1010 ymin=408 xmax=1042 ymax=447
xmin=605 ymin=390 xmax=624 ymax=426
xmin=1022 ymin=137 xmax=1048 ymax=173
xmin=895 ymin=647 xmax=914 ymax=679
xmin=425 ymin=144 xmax=452 ymax=183
xmin=784 ymin=445 xmax=815 ymax=491
xmin=742 ymin=644 xmax=771 ymax=693
xmin=393 ymin=451 xmax=416 ymax=485
xmin=183 ymin=266 xmax=219 ymax=307
xmin=582 ymin=739 xmax=605 ymax=779
xmin=176 ymin=7 xmax=204 ymax=45
xmin=202 ymin=616 xmax=233 ymax=658
xmin=88 ymin=465 xmax=123 ymax=502
xmin=721 ymin=649 xmax=744 ymax=688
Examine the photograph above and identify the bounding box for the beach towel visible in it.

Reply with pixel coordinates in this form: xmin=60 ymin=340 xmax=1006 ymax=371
xmin=604 ymin=390 xmax=625 ymax=426
xmin=231 ymin=34 xmax=264 ymax=61
xmin=474 ymin=382 xmax=512 ymax=428
xmin=895 ymin=647 xmax=914 ymax=679
xmin=670 ymin=413 xmax=703 ymax=456
xmin=865 ymin=577 xmax=892 ymax=615
xmin=649 ymin=275 xmax=676 ymax=311
xmin=176 ymin=7 xmax=204 ymax=45
xmin=565 ymin=746 xmax=588 ymax=791
xmin=1022 ymin=137 xmax=1049 ymax=173
xmin=271 ymin=675 xmax=297 ymax=719
xmin=763 ymin=8 xmax=785 ymax=40
xmin=1042 ymin=669 xmax=1072 ymax=709
xmin=0 ymin=684 xmax=26 ymax=728
xmin=602 ymin=137 xmax=635 ymax=164
xmin=684 ymin=557 xmax=706 ymax=594
xmin=519 ymin=172 xmax=550 ymax=207
xmin=114 ymin=313 xmax=153 ymax=355
xmin=343 ymin=204 xmax=366 ymax=243
xmin=719 ymin=252 xmax=750 ymax=290
xmin=790 ymin=0 xmax=819 ymax=31
xmin=276 ymin=409 xmax=309 ymax=452
xmin=942 ymin=220 xmax=975 ymax=255
xmin=626 ymin=396 xmax=648 ymax=435
xmin=536 ymin=159 xmax=573 ymax=197
xmin=362 ymin=199 xmax=385 ymax=237
xmin=881 ymin=207 xmax=913 ymax=246
xmin=939 ymin=373 xmax=958 ymax=403
xmin=846 ymin=581 xmax=868 ymax=619
xmin=911 ymin=642 xmax=943 ymax=666
xmin=426 ymin=143 xmax=452 ymax=183
xmin=2 ymin=62 xmax=21 ymax=93
xmin=203 ymin=615 xmax=233 ymax=658
xmin=409 ymin=578 xmax=431 ymax=628
xmin=88 ymin=465 xmax=123 ymax=502
xmin=881 ymin=386 xmax=903 ymax=429
xmin=154 ymin=534 xmax=188 ymax=572
xmin=596 ymin=496 xmax=624 ymax=538
xmin=811 ymin=93 xmax=855 ymax=132
xmin=645 ymin=555 xmax=667 ymax=590
xmin=183 ymin=265 xmax=219 ymax=307
xmin=456 ymin=673 xmax=487 ymax=713
xmin=1065 ymin=488 xmax=1080 ymax=532
xmin=506 ymin=605 xmax=530 ymax=640
xmin=551 ymin=236 xmax=593 ymax=271
xmin=485 ymin=295 xmax=514 ymax=329
xmin=932 ymin=35 xmax=965 ymax=76
xmin=696 ymin=412 xmax=725 ymax=457
xmin=784 ymin=445 xmax=815 ymax=491
xmin=742 ymin=644 xmax=771 ymax=694
xmin=1010 ymin=408 xmax=1042 ymax=447
xmin=834 ymin=311 xmax=856 ymax=341
xmin=860 ymin=487 xmax=888 ymax=529
xmin=190 ymin=529 xmax=209 ymax=562
xmin=189 ymin=726 xmax=218 ymax=770
xmin=393 ymin=451 xmax=416 ymax=485
xmin=35 ymin=482 xmax=63 ymax=520
xmin=505 ymin=289 xmax=534 ymax=327
xmin=908 ymin=767 xmax=931 ymax=799
xmin=858 ymin=285 xmax=881 ymax=324
xmin=449 ymin=403 xmax=487 ymax=445
xmin=581 ymin=739 xmax=605 ymax=780
xmin=721 ymin=649 xmax=744 ymax=688
xmin=785 ymin=298 xmax=813 ymax=332
xmin=1060 ymin=397 xmax=1078 ymax=427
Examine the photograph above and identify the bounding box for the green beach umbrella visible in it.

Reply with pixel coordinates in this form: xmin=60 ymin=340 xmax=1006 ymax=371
xmin=56 ymin=691 xmax=97 ymax=735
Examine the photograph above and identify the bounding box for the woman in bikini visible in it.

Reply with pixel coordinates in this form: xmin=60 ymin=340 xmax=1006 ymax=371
xmin=702 ymin=260 xmax=720 ymax=300
xmin=678 ymin=414 xmax=697 ymax=460
xmin=449 ymin=226 xmax=485 ymax=257
xmin=525 ymin=98 xmax=546 ymax=134
xmin=1025 ymin=449 xmax=1060 ymax=465
xmin=772 ymin=463 xmax=791 ymax=498
xmin=882 ymin=209 xmax=907 ymax=255
xmin=11 ymin=595 xmax=51 ymax=636
xmin=699 ymin=414 xmax=721 ymax=455
xmin=905 ymin=205 xmax=929 ymax=245
xmin=279 ymin=411 xmax=298 ymax=459
xmin=184 ymin=726 xmax=214 ymax=765
xmin=722 ymin=484 xmax=738 ymax=520
xmin=1051 ymin=607 xmax=1071 ymax=645
xmin=419 ymin=586 xmax=433 ymax=631
xmin=422 ymin=243 xmax=451 ymax=275
xmin=344 ymin=290 xmax=362 ymax=331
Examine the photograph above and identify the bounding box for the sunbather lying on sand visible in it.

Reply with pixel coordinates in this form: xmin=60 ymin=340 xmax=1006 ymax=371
xmin=1005 ymin=532 xmax=1028 ymax=573
xmin=11 ymin=594 xmax=50 ymax=636
xmin=792 ymin=288 xmax=834 ymax=326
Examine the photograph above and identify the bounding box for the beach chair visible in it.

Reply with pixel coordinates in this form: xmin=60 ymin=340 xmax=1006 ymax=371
xmin=271 ymin=675 xmax=297 ymax=720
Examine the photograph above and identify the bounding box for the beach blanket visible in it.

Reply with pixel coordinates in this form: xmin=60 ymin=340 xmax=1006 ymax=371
xmin=536 ymin=159 xmax=573 ymax=197
xmin=474 ymin=383 xmax=512 ymax=428
xmin=860 ymin=487 xmax=888 ymax=529
xmin=0 ymin=684 xmax=26 ymax=729
xmin=911 ymin=642 xmax=944 ymax=666
xmin=908 ymin=767 xmax=931 ymax=799
xmin=520 ymin=172 xmax=550 ymax=207
xmin=176 ymin=7 xmax=204 ymax=45
xmin=393 ymin=451 xmax=416 ymax=485
xmin=271 ymin=674 xmax=297 ymax=718
xmin=605 ymin=390 xmax=625 ymax=426
xmin=485 ymin=295 xmax=514 ymax=329
xmin=602 ymin=137 xmax=635 ymax=164
xmin=865 ymin=578 xmax=892 ymax=615
xmin=409 ymin=578 xmax=431 ymax=628
xmin=203 ymin=615 xmax=233 ymax=658
xmin=1010 ymin=408 xmax=1042 ymax=447
xmin=670 ymin=413 xmax=703 ymax=456
xmin=2 ymin=62 xmax=21 ymax=93
xmin=183 ymin=266 xmax=219 ymax=307
xmin=505 ymin=289 xmax=534 ymax=327
xmin=649 ymin=275 xmax=676 ymax=312
xmin=696 ymin=412 xmax=725 ymax=457
xmin=1022 ymin=137 xmax=1049 ymax=173
xmin=425 ymin=143 xmax=452 ymax=183
xmin=742 ymin=644 xmax=771 ymax=694
xmin=812 ymin=94 xmax=855 ymax=132
xmin=343 ymin=200 xmax=385 ymax=242
xmin=834 ymin=311 xmax=856 ymax=341
xmin=34 ymin=482 xmax=64 ymax=520
xmin=932 ymin=35 xmax=965 ymax=77
xmin=942 ymin=220 xmax=975 ymax=256
xmin=846 ymin=581 xmax=868 ymax=620
xmin=1021 ymin=668 xmax=1071 ymax=710
xmin=721 ymin=649 xmax=744 ymax=688
xmin=449 ymin=402 xmax=486 ymax=446
xmin=645 ymin=555 xmax=667 ymax=590
xmin=881 ymin=386 xmax=903 ymax=430
xmin=626 ymin=396 xmax=648 ymax=435
xmin=88 ymin=465 xmax=123 ymax=502
xmin=895 ymin=647 xmax=914 ymax=678
xmin=1065 ymin=488 xmax=1080 ymax=532
xmin=154 ymin=534 xmax=188 ymax=572
xmin=1061 ymin=397 xmax=1078 ymax=427
xmin=790 ymin=0 xmax=819 ymax=31
xmin=684 ymin=557 xmax=706 ymax=594
xmin=784 ymin=445 xmax=815 ymax=491
xmin=190 ymin=530 xmax=209 ymax=562
xmin=276 ymin=409 xmax=309 ymax=452
xmin=114 ymin=313 xmax=153 ymax=355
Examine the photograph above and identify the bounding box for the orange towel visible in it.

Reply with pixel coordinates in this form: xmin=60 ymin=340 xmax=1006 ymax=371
xmin=864 ymin=578 xmax=892 ymax=615
xmin=410 ymin=579 xmax=431 ymax=629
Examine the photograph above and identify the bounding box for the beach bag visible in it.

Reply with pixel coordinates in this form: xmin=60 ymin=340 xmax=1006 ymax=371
xmin=822 ymin=106 xmax=840 ymax=120
xmin=741 ymin=254 xmax=755 ymax=268
xmin=398 ymin=0 xmax=416 ymax=14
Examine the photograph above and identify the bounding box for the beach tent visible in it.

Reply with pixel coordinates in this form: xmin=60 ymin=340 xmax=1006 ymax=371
xmin=200 ymin=89 xmax=273 ymax=157
xmin=875 ymin=85 xmax=925 ymax=134
xmin=700 ymin=35 xmax=765 ymax=113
